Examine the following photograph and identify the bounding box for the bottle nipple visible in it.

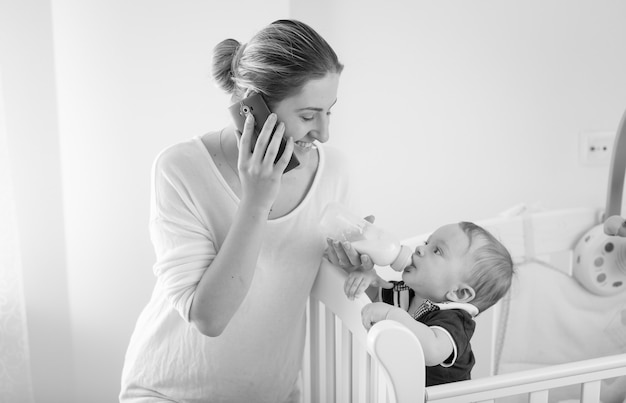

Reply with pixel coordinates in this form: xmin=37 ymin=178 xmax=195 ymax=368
xmin=390 ymin=245 xmax=413 ymax=271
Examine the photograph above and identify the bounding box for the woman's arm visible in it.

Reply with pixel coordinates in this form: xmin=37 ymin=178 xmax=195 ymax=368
xmin=189 ymin=113 xmax=294 ymax=337
xmin=188 ymin=199 xmax=271 ymax=336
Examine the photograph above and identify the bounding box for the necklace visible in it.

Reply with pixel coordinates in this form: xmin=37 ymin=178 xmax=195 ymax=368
xmin=219 ymin=128 xmax=239 ymax=179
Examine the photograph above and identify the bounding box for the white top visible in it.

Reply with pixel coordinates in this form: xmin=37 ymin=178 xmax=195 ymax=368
xmin=120 ymin=136 xmax=351 ymax=403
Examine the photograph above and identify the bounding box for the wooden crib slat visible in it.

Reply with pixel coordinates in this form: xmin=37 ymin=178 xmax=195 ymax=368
xmin=351 ymin=342 xmax=361 ymax=402
xmin=324 ymin=306 xmax=336 ymax=403
xmin=302 ymin=300 xmax=311 ymax=403
xmin=368 ymin=355 xmax=380 ymax=403
xmin=340 ymin=324 xmax=352 ymax=403
xmin=528 ymin=390 xmax=548 ymax=403
xmin=365 ymin=352 xmax=374 ymax=403
xmin=357 ymin=345 xmax=369 ymax=403
xmin=580 ymin=380 xmax=601 ymax=403
xmin=349 ymin=343 xmax=372 ymax=403
xmin=308 ymin=299 xmax=321 ymax=403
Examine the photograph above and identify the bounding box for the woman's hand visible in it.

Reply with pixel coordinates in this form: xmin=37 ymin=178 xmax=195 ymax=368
xmin=324 ymin=239 xmax=363 ymax=271
xmin=324 ymin=215 xmax=376 ymax=271
xmin=361 ymin=302 xmax=395 ymax=330
xmin=236 ymin=113 xmax=295 ymax=213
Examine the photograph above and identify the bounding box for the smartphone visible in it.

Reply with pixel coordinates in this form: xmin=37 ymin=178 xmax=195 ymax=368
xmin=228 ymin=93 xmax=300 ymax=173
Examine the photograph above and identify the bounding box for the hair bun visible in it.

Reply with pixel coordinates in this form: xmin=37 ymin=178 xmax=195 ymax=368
xmin=211 ymin=38 xmax=241 ymax=94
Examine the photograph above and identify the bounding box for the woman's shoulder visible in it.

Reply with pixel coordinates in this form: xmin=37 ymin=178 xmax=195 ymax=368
xmin=152 ymin=135 xmax=209 ymax=174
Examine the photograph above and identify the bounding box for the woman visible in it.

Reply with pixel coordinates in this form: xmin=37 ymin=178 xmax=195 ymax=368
xmin=120 ymin=19 xmax=350 ymax=402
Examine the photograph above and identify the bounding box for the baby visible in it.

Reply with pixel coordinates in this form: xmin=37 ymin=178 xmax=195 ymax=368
xmin=340 ymin=221 xmax=514 ymax=386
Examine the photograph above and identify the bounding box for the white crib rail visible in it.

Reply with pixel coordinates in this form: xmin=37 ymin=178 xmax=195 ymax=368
xmin=425 ymin=353 xmax=626 ymax=403
xmin=367 ymin=320 xmax=426 ymax=402
xmin=304 ymin=258 xmax=426 ymax=403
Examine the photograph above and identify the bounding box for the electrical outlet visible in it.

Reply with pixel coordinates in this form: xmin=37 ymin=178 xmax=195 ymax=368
xmin=579 ymin=131 xmax=615 ymax=165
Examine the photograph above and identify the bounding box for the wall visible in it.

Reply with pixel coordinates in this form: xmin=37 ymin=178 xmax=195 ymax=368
xmin=0 ymin=1 xmax=74 ymax=402
xmin=294 ymin=0 xmax=626 ymax=240
xmin=2 ymin=0 xmax=626 ymax=401
xmin=3 ymin=0 xmax=289 ymax=402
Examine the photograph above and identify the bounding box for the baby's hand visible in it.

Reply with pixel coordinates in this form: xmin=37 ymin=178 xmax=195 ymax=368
xmin=344 ymin=256 xmax=392 ymax=300
xmin=361 ymin=302 xmax=395 ymax=330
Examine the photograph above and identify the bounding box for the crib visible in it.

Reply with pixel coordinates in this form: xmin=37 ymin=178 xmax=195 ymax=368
xmin=301 ymin=108 xmax=626 ymax=403
xmin=302 ymin=207 xmax=626 ymax=403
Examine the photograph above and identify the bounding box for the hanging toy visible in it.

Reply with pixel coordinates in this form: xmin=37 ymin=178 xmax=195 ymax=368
xmin=573 ymin=108 xmax=626 ymax=296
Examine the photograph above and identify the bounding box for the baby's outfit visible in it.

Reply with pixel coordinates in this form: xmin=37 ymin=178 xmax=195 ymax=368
xmin=380 ymin=281 xmax=478 ymax=386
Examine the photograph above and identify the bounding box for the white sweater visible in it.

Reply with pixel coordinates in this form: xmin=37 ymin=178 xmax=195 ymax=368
xmin=120 ymin=135 xmax=351 ymax=403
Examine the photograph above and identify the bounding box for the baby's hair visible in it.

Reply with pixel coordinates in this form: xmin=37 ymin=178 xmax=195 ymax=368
xmin=211 ymin=19 xmax=343 ymax=108
xmin=459 ymin=222 xmax=514 ymax=314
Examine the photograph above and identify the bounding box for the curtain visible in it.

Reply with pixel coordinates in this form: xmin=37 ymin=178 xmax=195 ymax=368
xmin=0 ymin=66 xmax=35 ymax=403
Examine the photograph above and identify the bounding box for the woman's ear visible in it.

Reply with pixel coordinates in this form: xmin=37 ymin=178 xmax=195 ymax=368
xmin=445 ymin=284 xmax=476 ymax=303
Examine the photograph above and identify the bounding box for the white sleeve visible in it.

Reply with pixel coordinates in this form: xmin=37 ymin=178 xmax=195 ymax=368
xmin=430 ymin=326 xmax=458 ymax=367
xmin=149 ymin=151 xmax=217 ymax=322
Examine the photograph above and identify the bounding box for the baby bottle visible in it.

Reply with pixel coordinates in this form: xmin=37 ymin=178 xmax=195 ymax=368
xmin=320 ymin=202 xmax=412 ymax=271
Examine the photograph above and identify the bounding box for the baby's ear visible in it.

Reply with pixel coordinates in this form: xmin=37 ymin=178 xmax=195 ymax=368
xmin=445 ymin=284 xmax=476 ymax=303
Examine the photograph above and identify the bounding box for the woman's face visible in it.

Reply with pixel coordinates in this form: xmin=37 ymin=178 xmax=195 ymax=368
xmin=272 ymin=72 xmax=341 ymax=166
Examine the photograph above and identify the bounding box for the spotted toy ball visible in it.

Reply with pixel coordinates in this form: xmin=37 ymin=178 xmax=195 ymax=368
xmin=573 ymin=224 xmax=626 ymax=296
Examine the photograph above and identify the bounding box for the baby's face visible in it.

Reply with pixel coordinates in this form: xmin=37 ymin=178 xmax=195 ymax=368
xmin=401 ymin=223 xmax=473 ymax=302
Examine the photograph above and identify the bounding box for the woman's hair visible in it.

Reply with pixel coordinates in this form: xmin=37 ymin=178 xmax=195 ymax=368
xmin=459 ymin=222 xmax=515 ymax=314
xmin=211 ymin=19 xmax=343 ymax=107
